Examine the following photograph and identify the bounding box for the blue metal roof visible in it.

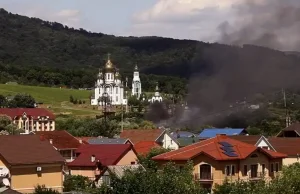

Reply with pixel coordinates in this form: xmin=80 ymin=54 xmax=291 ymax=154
xmin=198 ymin=128 xmax=246 ymax=138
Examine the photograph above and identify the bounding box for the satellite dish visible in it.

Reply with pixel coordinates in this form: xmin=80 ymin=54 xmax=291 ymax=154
xmin=2 ymin=178 xmax=10 ymax=187
xmin=0 ymin=168 xmax=9 ymax=177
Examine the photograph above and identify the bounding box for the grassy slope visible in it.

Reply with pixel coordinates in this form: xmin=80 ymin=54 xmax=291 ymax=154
xmin=0 ymin=84 xmax=100 ymax=116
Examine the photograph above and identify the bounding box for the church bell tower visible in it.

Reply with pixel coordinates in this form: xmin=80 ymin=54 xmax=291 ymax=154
xmin=132 ymin=64 xmax=142 ymax=99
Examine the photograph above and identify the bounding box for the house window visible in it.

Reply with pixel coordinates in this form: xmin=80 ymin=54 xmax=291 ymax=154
xmin=225 ymin=165 xmax=235 ymax=176
xmin=262 ymin=164 xmax=266 ymax=174
xmin=275 ymin=163 xmax=279 ymax=172
xmin=116 ymin=87 xmax=118 ymax=94
xmin=270 ymin=163 xmax=274 ymax=172
xmin=179 ymin=166 xmax=184 ymax=172
xmin=243 ymin=165 xmax=248 ymax=176
xmin=231 ymin=165 xmax=235 ymax=175
xmin=131 ymin=161 xmax=135 ymax=165
xmin=262 ymin=146 xmax=268 ymax=150
xmin=225 ymin=165 xmax=230 ymax=176
xmin=251 ymin=154 xmax=258 ymax=158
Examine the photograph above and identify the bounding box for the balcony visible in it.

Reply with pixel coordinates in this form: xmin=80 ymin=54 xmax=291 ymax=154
xmin=194 ymin=173 xmax=213 ymax=181
xmin=249 ymin=172 xmax=264 ymax=181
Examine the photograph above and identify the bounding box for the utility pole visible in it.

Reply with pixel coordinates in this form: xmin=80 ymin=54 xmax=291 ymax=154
xmin=121 ymin=102 xmax=124 ymax=132
xmin=282 ymin=88 xmax=291 ymax=127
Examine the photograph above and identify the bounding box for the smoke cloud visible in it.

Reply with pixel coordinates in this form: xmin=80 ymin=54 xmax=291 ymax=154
xmin=161 ymin=0 xmax=300 ymax=128
xmin=218 ymin=0 xmax=300 ymax=51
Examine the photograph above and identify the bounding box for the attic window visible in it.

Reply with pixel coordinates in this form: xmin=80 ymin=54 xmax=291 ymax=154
xmin=251 ymin=154 xmax=258 ymax=158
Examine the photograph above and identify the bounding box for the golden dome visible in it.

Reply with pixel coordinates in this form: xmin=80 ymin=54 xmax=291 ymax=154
xmin=103 ymin=59 xmax=116 ymax=73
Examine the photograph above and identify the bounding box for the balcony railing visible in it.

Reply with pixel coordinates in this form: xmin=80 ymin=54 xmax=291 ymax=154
xmin=194 ymin=173 xmax=213 ymax=181
xmin=249 ymin=172 xmax=264 ymax=180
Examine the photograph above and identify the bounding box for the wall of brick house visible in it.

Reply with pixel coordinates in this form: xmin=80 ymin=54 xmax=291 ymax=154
xmin=10 ymin=164 xmax=63 ymax=193
xmin=70 ymin=167 xmax=97 ymax=180
xmin=116 ymin=149 xmax=138 ymax=165
xmin=283 ymin=157 xmax=298 ymax=166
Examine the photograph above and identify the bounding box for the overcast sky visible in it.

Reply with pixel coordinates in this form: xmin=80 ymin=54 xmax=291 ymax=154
xmin=0 ymin=0 xmax=264 ymax=42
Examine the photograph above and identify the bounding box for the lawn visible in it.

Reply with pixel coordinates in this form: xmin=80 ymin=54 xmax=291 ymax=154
xmin=0 ymin=84 xmax=99 ymax=117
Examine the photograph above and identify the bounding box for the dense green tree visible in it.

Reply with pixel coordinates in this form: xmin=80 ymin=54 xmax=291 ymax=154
xmin=0 ymin=95 xmax=7 ymax=107
xmin=63 ymin=175 xmax=93 ymax=192
xmin=108 ymin=162 xmax=206 ymax=194
xmin=33 ymin=185 xmax=60 ymax=194
xmin=8 ymin=93 xmax=36 ymax=108
xmin=137 ymin=147 xmax=170 ymax=171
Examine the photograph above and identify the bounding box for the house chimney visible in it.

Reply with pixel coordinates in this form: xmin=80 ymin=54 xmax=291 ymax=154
xmin=49 ymin=139 xmax=53 ymax=144
xmin=79 ymin=139 xmax=83 ymax=144
xmin=91 ymin=155 xmax=96 ymax=162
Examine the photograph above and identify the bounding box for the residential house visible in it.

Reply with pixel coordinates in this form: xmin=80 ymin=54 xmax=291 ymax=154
xmin=134 ymin=141 xmax=161 ymax=155
xmin=268 ymin=137 xmax=300 ymax=165
xmin=68 ymin=144 xmax=138 ymax=184
xmin=99 ymin=164 xmax=144 ymax=186
xmin=0 ymin=108 xmax=55 ymax=133
xmin=230 ymin=135 xmax=275 ymax=151
xmin=33 ymin=130 xmax=82 ymax=162
xmin=87 ymin=137 xmax=133 ymax=145
xmin=198 ymin=128 xmax=248 ymax=139
xmin=276 ymin=122 xmax=300 ymax=137
xmin=120 ymin=129 xmax=178 ymax=149
xmin=0 ymin=135 xmax=65 ymax=193
xmin=152 ymin=134 xmax=286 ymax=191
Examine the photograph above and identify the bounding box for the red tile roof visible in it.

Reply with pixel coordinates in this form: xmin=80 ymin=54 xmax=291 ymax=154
xmin=68 ymin=144 xmax=135 ymax=167
xmin=229 ymin=135 xmax=262 ymax=145
xmin=152 ymin=134 xmax=286 ymax=161
xmin=34 ymin=130 xmax=82 ymax=150
xmin=0 ymin=135 xmax=65 ymax=166
xmin=120 ymin=129 xmax=164 ymax=144
xmin=268 ymin=137 xmax=300 ymax=156
xmin=134 ymin=141 xmax=161 ymax=155
xmin=0 ymin=108 xmax=55 ymax=120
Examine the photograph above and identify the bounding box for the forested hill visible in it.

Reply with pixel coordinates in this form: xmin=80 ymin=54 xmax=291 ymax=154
xmin=2 ymin=8 xmax=300 ymax=95
xmin=0 ymin=8 xmax=199 ymax=76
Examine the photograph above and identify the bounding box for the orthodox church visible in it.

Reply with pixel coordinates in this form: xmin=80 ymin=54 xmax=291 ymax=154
xmin=149 ymin=82 xmax=163 ymax=103
xmin=90 ymin=54 xmax=142 ymax=106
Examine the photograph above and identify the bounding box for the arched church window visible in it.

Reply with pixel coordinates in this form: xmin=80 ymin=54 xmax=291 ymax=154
xmin=116 ymin=87 xmax=118 ymax=94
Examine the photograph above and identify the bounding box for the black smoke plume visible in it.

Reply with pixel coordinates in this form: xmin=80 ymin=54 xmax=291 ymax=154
xmin=218 ymin=0 xmax=300 ymax=51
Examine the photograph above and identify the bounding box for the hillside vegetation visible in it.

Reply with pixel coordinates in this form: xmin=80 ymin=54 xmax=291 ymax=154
xmin=0 ymin=84 xmax=99 ymax=116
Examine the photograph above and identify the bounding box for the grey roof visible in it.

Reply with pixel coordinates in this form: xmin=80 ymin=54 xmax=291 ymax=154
xmin=106 ymin=164 xmax=144 ymax=178
xmin=87 ymin=138 xmax=129 ymax=144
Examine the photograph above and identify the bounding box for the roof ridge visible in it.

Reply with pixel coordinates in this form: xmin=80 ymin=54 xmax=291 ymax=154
xmin=158 ymin=141 xmax=215 ymax=159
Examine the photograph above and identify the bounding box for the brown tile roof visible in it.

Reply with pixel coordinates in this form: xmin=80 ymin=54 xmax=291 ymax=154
xmin=35 ymin=130 xmax=82 ymax=150
xmin=229 ymin=135 xmax=262 ymax=145
xmin=0 ymin=108 xmax=55 ymax=120
xmin=153 ymin=134 xmax=286 ymax=161
xmin=268 ymin=137 xmax=300 ymax=156
xmin=120 ymin=129 xmax=164 ymax=144
xmin=0 ymin=135 xmax=65 ymax=166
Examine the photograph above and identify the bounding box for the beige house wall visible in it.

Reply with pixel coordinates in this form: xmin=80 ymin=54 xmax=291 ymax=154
xmin=117 ymin=150 xmax=138 ymax=165
xmin=283 ymin=157 xmax=299 ymax=166
xmin=0 ymin=158 xmax=63 ymax=194
xmin=71 ymin=167 xmax=97 ymax=180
